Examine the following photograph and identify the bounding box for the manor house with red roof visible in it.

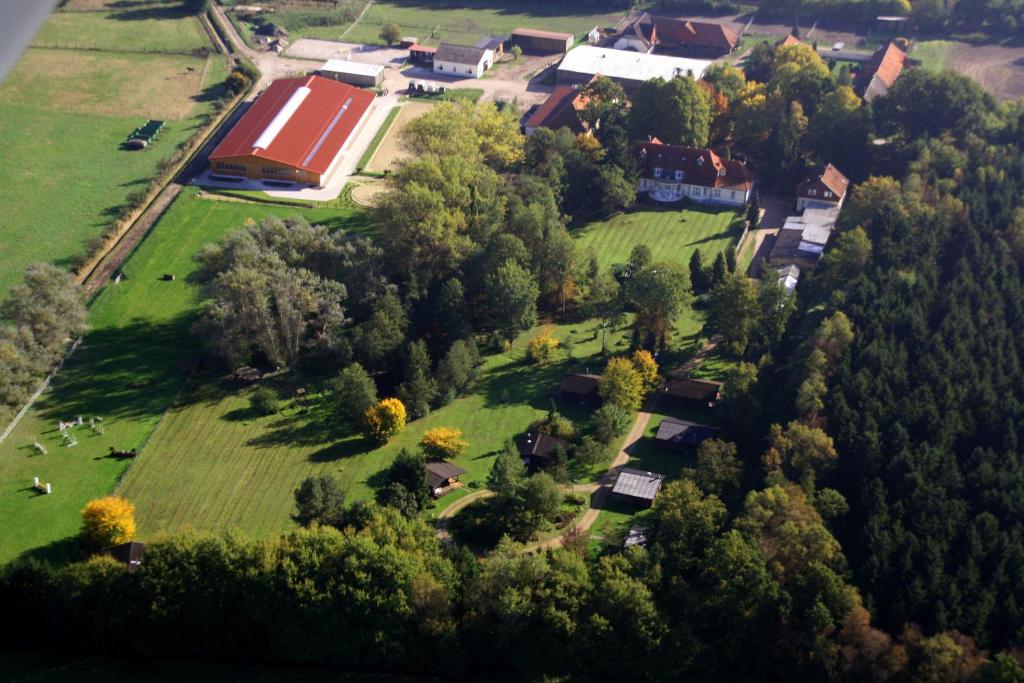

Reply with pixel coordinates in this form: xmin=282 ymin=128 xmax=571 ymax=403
xmin=636 ymin=139 xmax=754 ymax=207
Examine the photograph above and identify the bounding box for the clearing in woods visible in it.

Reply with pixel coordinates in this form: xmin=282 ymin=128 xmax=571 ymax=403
xmin=0 ymin=191 xmax=362 ymax=565
xmin=0 ymin=5 xmax=225 ymax=297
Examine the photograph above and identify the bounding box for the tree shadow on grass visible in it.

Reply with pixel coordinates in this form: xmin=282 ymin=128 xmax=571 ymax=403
xmin=34 ymin=313 xmax=207 ymax=425
xmin=108 ymin=4 xmax=194 ymax=22
xmin=481 ymin=356 xmax=573 ymax=411
xmin=307 ymin=438 xmax=372 ymax=462
xmin=17 ymin=536 xmax=84 ymax=567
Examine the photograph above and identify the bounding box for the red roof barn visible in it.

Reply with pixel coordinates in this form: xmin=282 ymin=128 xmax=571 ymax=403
xmin=209 ymin=75 xmax=375 ymax=187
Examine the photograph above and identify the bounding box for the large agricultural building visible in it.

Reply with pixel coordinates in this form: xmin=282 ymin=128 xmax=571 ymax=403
xmin=209 ymin=75 xmax=374 ymax=187
xmin=319 ymin=59 xmax=384 ymax=87
xmin=557 ymin=46 xmax=711 ymax=90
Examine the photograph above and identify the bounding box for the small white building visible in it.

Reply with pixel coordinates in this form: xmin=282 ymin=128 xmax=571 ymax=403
xmin=433 ymin=43 xmax=493 ymax=79
xmin=319 ymin=59 xmax=384 ymax=88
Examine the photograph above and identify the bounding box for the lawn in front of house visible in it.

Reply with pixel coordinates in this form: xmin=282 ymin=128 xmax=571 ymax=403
xmin=0 ymin=191 xmax=364 ymax=564
xmin=574 ymin=206 xmax=744 ymax=271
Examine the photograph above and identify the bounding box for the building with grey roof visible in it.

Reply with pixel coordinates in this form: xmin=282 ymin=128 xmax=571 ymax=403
xmin=434 ymin=43 xmax=494 ymax=78
xmin=612 ymin=467 xmax=665 ymax=507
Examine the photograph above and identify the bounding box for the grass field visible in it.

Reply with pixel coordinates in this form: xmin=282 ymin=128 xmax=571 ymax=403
xmin=35 ymin=5 xmax=209 ymax=53
xmin=0 ymin=42 xmax=225 ymax=296
xmin=116 ymin=315 xmax=635 ymax=540
xmin=911 ymin=40 xmax=954 ymax=71
xmin=575 ymin=205 xmax=744 ymax=270
xmin=238 ymin=0 xmax=626 ymax=46
xmin=0 ymin=191 xmax=364 ymax=564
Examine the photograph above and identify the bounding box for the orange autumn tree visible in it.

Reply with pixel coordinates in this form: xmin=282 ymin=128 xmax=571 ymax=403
xmin=80 ymin=496 xmax=136 ymax=547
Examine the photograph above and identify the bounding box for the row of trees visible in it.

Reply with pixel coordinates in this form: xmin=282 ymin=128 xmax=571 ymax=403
xmin=6 ymin=481 xmax=1022 ymax=680
xmin=0 ymin=264 xmax=88 ymax=424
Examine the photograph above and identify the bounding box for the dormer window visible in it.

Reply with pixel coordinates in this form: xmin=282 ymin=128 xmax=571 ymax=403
xmin=824 ymin=190 xmax=832 ymax=198
xmin=653 ymin=167 xmax=663 ymax=178
xmin=674 ymin=170 xmax=683 ymax=181
xmin=809 ymin=189 xmax=817 ymax=196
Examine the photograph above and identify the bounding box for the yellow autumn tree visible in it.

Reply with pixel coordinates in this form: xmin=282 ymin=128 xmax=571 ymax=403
xmin=80 ymin=496 xmax=136 ymax=547
xmin=420 ymin=427 xmax=468 ymax=461
xmin=363 ymin=397 xmax=407 ymax=444
xmin=527 ymin=328 xmax=560 ymax=364
xmin=599 ymin=356 xmax=645 ymax=412
xmin=631 ymin=349 xmax=660 ymax=392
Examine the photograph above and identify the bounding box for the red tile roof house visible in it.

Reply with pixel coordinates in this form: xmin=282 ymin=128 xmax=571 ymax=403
xmin=522 ymin=84 xmax=591 ymax=136
xmin=209 ymin=75 xmax=375 ymax=188
xmin=796 ymin=163 xmax=850 ymax=211
xmin=856 ymin=40 xmax=908 ymax=102
xmin=636 ymin=139 xmax=754 ymax=207
xmin=614 ymin=13 xmax=739 ymax=58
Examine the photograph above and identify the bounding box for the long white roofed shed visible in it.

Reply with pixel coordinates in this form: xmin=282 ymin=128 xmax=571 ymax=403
xmin=319 ymin=59 xmax=384 ymax=87
xmin=557 ymin=45 xmax=711 ymax=90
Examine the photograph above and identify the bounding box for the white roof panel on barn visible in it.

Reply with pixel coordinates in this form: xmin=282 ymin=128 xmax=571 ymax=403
xmin=320 ymin=59 xmax=384 ymax=78
xmin=557 ymin=45 xmax=712 ymax=83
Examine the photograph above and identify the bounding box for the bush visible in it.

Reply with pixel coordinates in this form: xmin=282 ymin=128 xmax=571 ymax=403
xmin=527 ymin=329 xmax=560 ymax=364
xmin=565 ymin=493 xmax=585 ymax=506
xmin=250 ymin=387 xmax=278 ymax=416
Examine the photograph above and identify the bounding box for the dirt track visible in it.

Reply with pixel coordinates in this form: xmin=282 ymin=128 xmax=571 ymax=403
xmin=365 ymin=101 xmax=433 ymax=172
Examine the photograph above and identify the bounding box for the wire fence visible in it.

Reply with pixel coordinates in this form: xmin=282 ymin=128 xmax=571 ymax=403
xmin=30 ymin=41 xmax=213 ymax=57
xmin=0 ymin=338 xmax=83 ymax=447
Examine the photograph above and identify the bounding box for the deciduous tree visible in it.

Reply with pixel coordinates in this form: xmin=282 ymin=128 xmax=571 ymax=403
xmin=363 ymin=398 xmax=407 ymax=443
xmin=420 ymin=427 xmax=468 ymax=461
xmin=80 ymin=496 xmax=136 ymax=547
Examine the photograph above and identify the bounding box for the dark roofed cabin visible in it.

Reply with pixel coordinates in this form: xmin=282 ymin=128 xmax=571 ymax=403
xmin=518 ymin=431 xmax=572 ymax=470
xmin=425 ymin=461 xmax=466 ymax=498
xmin=103 ymin=541 xmax=145 ymax=570
xmin=654 ymin=417 xmax=719 ymax=451
xmin=662 ymin=377 xmax=723 ymax=408
xmin=558 ymin=372 xmax=601 ymax=404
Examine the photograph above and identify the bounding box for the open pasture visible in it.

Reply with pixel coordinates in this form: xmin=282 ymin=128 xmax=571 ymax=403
xmin=0 ymin=191 xmax=362 ymax=564
xmin=236 ymin=0 xmax=624 ymax=46
xmin=0 ymin=47 xmax=225 ymax=297
xmin=35 ymin=3 xmax=209 ymax=53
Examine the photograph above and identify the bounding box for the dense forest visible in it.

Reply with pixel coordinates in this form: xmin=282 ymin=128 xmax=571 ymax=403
xmin=819 ymin=108 xmax=1024 ymax=646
